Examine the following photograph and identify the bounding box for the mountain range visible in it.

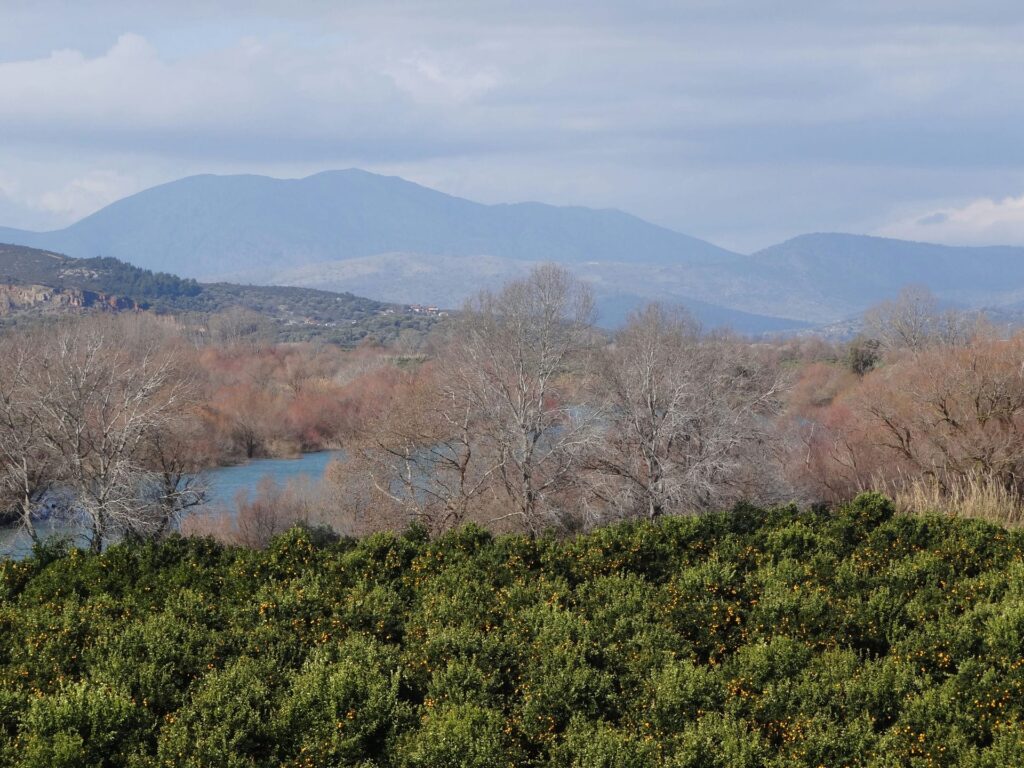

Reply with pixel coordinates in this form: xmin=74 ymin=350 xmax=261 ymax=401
xmin=3 ymin=170 xmax=1024 ymax=333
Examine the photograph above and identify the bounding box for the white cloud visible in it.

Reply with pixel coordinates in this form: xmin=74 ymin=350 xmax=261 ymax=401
xmin=386 ymin=53 xmax=500 ymax=105
xmin=32 ymin=171 xmax=140 ymax=222
xmin=0 ymin=31 xmax=504 ymax=151
xmin=879 ymin=195 xmax=1024 ymax=246
xmin=0 ymin=174 xmax=21 ymax=202
xmin=3 ymin=3 xmax=1024 ymax=245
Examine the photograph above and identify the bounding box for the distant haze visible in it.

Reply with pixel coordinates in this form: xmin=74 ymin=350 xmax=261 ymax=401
xmin=4 ymin=170 xmax=1024 ymax=333
xmin=3 ymin=3 xmax=1024 ymax=251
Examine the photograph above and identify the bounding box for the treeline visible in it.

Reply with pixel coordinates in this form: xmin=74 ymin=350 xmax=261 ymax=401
xmin=3 ymin=265 xmax=1024 ymax=550
xmin=76 ymin=257 xmax=202 ymax=300
xmin=0 ymin=314 xmax=404 ymax=548
xmin=2 ymin=496 xmax=1024 ymax=766
xmin=329 ymin=265 xmax=785 ymax=538
xmin=325 ymin=270 xmax=1024 ymax=540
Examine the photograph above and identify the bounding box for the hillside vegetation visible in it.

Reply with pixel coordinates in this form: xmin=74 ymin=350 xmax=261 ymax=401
xmin=0 ymin=248 xmax=200 ymax=300
xmin=0 ymin=244 xmax=439 ymax=346
xmin=2 ymin=495 xmax=1024 ymax=766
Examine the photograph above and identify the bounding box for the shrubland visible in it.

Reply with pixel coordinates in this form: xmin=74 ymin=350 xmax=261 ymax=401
xmin=789 ymin=290 xmax=1024 ymax=521
xmin=5 ymin=268 xmax=1024 ymax=547
xmin=2 ymin=495 xmax=1024 ymax=766
xmin=0 ymin=313 xmax=415 ymax=547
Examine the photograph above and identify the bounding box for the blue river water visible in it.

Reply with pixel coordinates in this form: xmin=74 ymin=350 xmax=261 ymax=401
xmin=0 ymin=450 xmax=344 ymax=559
xmin=203 ymin=450 xmax=343 ymax=508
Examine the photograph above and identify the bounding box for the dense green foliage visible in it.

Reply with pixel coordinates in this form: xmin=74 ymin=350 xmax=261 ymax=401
xmin=2 ymin=494 xmax=1024 ymax=766
xmin=76 ymin=257 xmax=202 ymax=300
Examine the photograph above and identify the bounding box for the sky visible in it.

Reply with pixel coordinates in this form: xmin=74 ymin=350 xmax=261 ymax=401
xmin=3 ymin=1 xmax=1024 ymax=252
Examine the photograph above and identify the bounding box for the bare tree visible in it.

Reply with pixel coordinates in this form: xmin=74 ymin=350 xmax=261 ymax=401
xmin=864 ymin=286 xmax=973 ymax=352
xmin=341 ymin=364 xmax=498 ymax=535
xmin=212 ymin=385 xmax=281 ymax=459
xmin=230 ymin=478 xmax=304 ymax=549
xmin=29 ymin=318 xmax=192 ymax=551
xmin=207 ymin=307 xmax=274 ymax=349
xmin=788 ymin=331 xmax=1024 ymax=507
xmin=0 ymin=335 xmax=57 ymax=542
xmin=444 ymin=264 xmax=599 ymax=535
xmin=588 ymin=304 xmax=786 ymax=520
xmin=0 ymin=318 xmax=202 ymax=549
xmin=853 ymin=335 xmax=1024 ymax=493
xmin=132 ymin=417 xmax=209 ymax=541
xmin=184 ymin=474 xmax=338 ymax=548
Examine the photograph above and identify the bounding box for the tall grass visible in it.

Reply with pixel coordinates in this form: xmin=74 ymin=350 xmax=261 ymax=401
xmin=884 ymin=471 xmax=1024 ymax=527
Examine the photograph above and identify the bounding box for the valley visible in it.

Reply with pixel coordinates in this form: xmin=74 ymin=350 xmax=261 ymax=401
xmin=6 ymin=4 xmax=1024 ymax=766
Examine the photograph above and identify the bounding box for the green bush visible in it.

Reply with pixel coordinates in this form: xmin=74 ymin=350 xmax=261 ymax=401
xmin=14 ymin=681 xmax=144 ymax=768
xmin=397 ymin=703 xmax=519 ymax=768
xmin=1 ymin=494 xmax=1024 ymax=765
xmin=155 ymin=656 xmax=281 ymax=767
xmin=549 ymin=717 xmax=658 ymax=767
xmin=275 ymin=635 xmax=410 ymax=764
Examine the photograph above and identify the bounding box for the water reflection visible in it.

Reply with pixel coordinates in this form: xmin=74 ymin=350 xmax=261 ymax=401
xmin=0 ymin=451 xmax=343 ymax=559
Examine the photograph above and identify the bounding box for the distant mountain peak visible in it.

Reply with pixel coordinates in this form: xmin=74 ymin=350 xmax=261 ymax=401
xmin=3 ymin=173 xmax=1024 ymax=334
xmin=0 ymin=169 xmax=739 ymax=277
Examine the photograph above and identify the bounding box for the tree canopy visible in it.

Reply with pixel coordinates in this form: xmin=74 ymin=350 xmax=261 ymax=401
xmin=2 ymin=495 xmax=1024 ymax=766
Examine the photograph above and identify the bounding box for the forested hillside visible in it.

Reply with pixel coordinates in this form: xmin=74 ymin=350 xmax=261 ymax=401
xmin=0 ymin=244 xmax=439 ymax=345
xmin=2 ymin=495 xmax=1024 ymax=766
xmin=0 ymin=245 xmax=200 ymax=300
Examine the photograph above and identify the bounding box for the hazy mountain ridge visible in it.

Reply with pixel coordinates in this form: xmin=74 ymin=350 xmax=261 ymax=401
xmin=214 ymin=251 xmax=812 ymax=332
xmin=751 ymin=233 xmax=1024 ymax=312
xmin=0 ymin=170 xmax=739 ymax=274
xmin=3 ymin=171 xmax=1024 ymax=332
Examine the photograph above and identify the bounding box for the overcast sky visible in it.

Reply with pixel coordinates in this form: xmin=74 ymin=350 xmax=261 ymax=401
xmin=3 ymin=1 xmax=1024 ymax=252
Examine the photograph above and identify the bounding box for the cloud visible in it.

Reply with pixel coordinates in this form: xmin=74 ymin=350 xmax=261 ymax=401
xmin=3 ymin=2 xmax=1024 ymax=245
xmin=0 ymin=30 xmax=513 ymax=161
xmin=33 ymin=171 xmax=139 ymax=221
xmin=386 ymin=53 xmax=500 ymax=105
xmin=0 ymin=167 xmax=144 ymax=230
xmin=6 ymin=12 xmax=1023 ymax=160
xmin=879 ymin=195 xmax=1024 ymax=246
xmin=0 ymin=174 xmax=20 ymax=202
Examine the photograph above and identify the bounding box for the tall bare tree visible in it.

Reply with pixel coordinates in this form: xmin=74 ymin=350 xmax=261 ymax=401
xmin=0 ymin=336 xmax=57 ymax=541
xmin=339 ymin=364 xmax=498 ymax=535
xmin=133 ymin=417 xmax=209 ymax=541
xmin=864 ymin=286 xmax=973 ymax=352
xmin=30 ymin=318 xmax=192 ymax=550
xmin=589 ymin=304 xmax=786 ymax=520
xmin=444 ymin=264 xmax=599 ymax=535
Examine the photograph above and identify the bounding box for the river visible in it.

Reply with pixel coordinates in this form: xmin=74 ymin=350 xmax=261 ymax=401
xmin=0 ymin=450 xmax=344 ymax=559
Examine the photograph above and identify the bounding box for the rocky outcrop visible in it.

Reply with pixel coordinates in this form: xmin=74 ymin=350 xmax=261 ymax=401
xmin=0 ymin=283 xmax=142 ymax=316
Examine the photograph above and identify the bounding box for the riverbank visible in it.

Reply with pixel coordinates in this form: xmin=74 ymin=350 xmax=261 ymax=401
xmin=0 ymin=450 xmax=344 ymax=558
